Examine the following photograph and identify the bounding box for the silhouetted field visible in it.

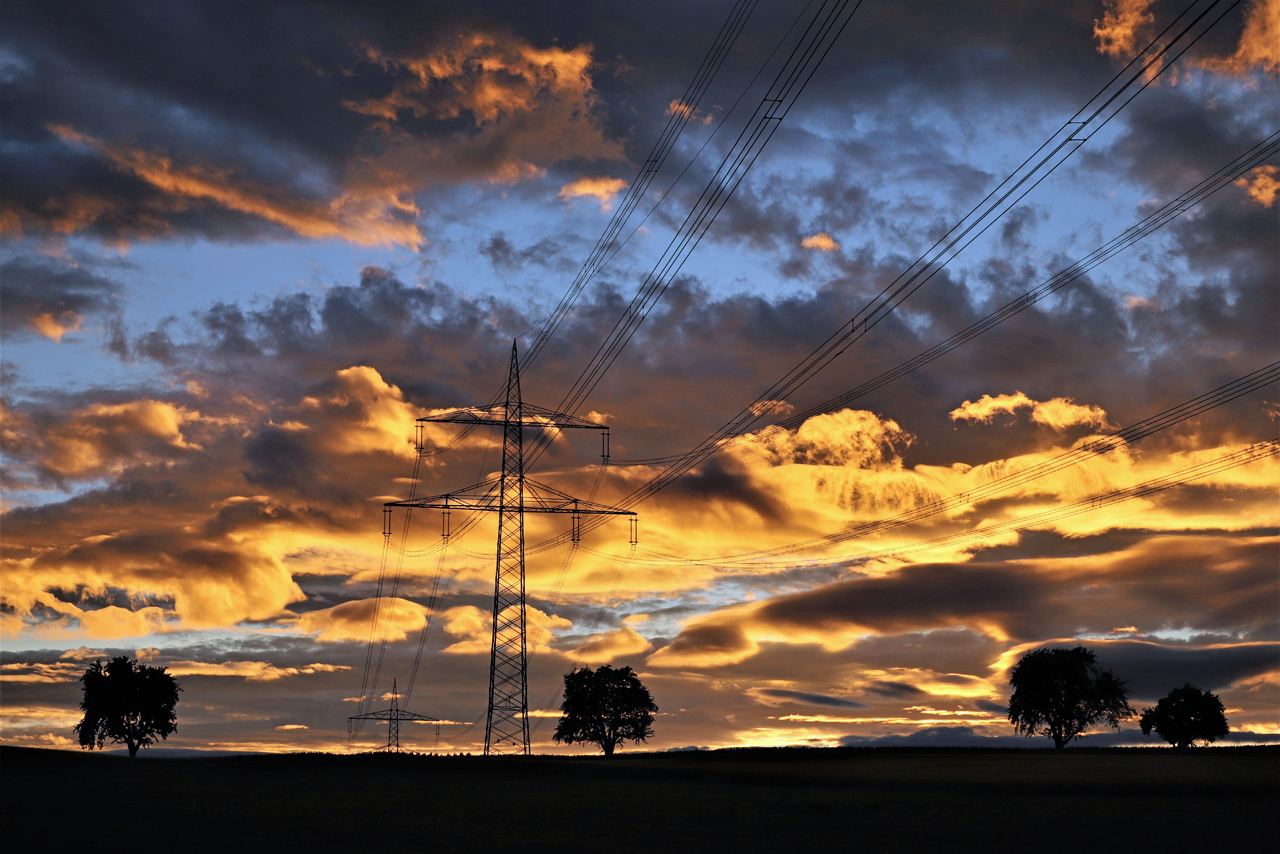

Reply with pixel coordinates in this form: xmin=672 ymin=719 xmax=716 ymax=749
xmin=4 ymin=745 xmax=1275 ymax=851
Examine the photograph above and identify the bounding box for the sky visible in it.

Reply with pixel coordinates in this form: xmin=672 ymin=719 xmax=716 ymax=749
xmin=2 ymin=0 xmax=1278 ymax=755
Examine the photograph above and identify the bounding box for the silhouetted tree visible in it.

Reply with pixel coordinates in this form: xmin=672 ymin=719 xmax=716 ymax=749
xmin=553 ymin=665 xmax=657 ymax=756
xmin=73 ymin=656 xmax=180 ymax=757
xmin=1140 ymin=684 xmax=1229 ymax=748
xmin=1008 ymin=646 xmax=1133 ymax=749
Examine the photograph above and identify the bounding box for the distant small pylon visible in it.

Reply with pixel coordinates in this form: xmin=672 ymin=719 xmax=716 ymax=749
xmin=347 ymin=678 xmax=438 ymax=752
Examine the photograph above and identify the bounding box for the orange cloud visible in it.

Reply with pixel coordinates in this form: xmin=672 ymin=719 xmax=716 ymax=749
xmin=1195 ymin=0 xmax=1280 ymax=75
xmin=292 ymin=597 xmax=428 ymax=643
xmin=949 ymin=391 xmax=1110 ymax=431
xmin=298 ymin=366 xmax=422 ymax=459
xmin=490 ymin=161 xmax=547 ymax=185
xmin=28 ymin=310 xmax=83 ymax=342
xmin=4 ymin=531 xmax=306 ymax=636
xmin=800 ymin=233 xmax=839 ymax=252
xmin=342 ymin=31 xmax=623 ymax=194
xmin=165 ymin=660 xmax=349 ymax=680
xmin=4 ymin=397 xmax=202 ymax=479
xmin=46 ymin=125 xmax=421 ymax=248
xmin=559 ymin=176 xmax=629 ymax=211
xmin=1235 ymin=164 xmax=1279 ymax=206
xmin=1093 ymin=0 xmax=1156 ymax=59
xmin=441 ymin=604 xmax=570 ymax=654
xmin=571 ymin=626 xmax=654 ymax=664
xmin=351 ymin=35 xmax=594 ymax=124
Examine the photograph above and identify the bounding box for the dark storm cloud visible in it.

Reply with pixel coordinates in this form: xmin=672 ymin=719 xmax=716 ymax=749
xmin=479 ymin=233 xmax=568 ymax=273
xmin=2 ymin=0 xmax=627 ymax=244
xmin=1058 ymin=638 xmax=1280 ymax=700
xmin=649 ymin=535 xmax=1278 ymax=664
xmin=1089 ymin=82 xmax=1278 ymax=199
xmin=5 ymin=0 xmax=1263 ymax=246
xmin=0 ymin=254 xmax=124 ymax=340
xmin=660 ymin=455 xmax=790 ymax=522
xmin=749 ymin=687 xmax=866 ymax=708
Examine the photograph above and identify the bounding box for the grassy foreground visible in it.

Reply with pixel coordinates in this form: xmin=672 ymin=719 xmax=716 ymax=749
xmin=3 ymin=745 xmax=1275 ymax=851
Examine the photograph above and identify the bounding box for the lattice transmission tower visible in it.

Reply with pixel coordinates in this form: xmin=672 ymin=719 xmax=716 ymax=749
xmin=347 ymin=678 xmax=438 ymax=752
xmin=385 ymin=342 xmax=635 ymax=755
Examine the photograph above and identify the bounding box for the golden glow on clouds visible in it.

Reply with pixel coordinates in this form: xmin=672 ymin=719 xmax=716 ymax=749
xmin=441 ymin=604 xmax=571 ymax=654
xmin=3 ymin=397 xmax=202 ymax=479
xmin=662 ymin=98 xmax=716 ymax=126
xmin=949 ymin=391 xmax=1110 ymax=430
xmin=351 ymin=35 xmax=594 ymax=124
xmin=165 ymin=660 xmax=349 ymax=680
xmin=571 ymin=626 xmax=655 ymax=664
xmin=1236 ymin=164 xmax=1279 ymax=206
xmin=298 ymin=367 xmax=422 ymax=459
xmin=559 ymin=176 xmax=629 ymax=211
xmin=292 ymin=597 xmax=428 ymax=643
xmin=1196 ymin=0 xmax=1280 ymax=75
xmin=489 ymin=161 xmax=547 ymax=185
xmin=46 ymin=125 xmax=422 ymax=249
xmin=342 ymin=31 xmax=622 ymax=200
xmin=4 ymin=534 xmax=305 ymax=638
xmin=1094 ymin=0 xmax=1279 ymax=78
xmin=800 ymin=232 xmax=839 ymax=251
xmin=1093 ymin=0 xmax=1156 ymax=59
xmin=28 ymin=310 xmax=83 ymax=342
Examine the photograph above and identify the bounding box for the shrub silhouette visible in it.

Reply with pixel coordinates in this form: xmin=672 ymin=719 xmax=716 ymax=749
xmin=1007 ymin=646 xmax=1133 ymax=749
xmin=73 ymin=656 xmax=181 ymax=757
xmin=1140 ymin=684 xmax=1229 ymax=748
xmin=553 ymin=665 xmax=657 ymax=756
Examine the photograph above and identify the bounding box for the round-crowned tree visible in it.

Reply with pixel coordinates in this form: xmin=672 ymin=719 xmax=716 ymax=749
xmin=1140 ymin=684 xmax=1229 ymax=748
xmin=1007 ymin=646 xmax=1133 ymax=749
xmin=553 ymin=665 xmax=657 ymax=756
xmin=73 ymin=656 xmax=181 ymax=757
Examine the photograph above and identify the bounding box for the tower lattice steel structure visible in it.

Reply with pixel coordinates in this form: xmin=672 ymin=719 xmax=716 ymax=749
xmin=386 ymin=342 xmax=634 ymax=755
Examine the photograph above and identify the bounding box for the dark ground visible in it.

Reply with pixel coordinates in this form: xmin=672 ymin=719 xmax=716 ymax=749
xmin=3 ymin=745 xmax=1275 ymax=852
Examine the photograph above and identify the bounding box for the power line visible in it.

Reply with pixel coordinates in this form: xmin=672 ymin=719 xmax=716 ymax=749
xmin=525 ymin=0 xmax=866 ymax=467
xmin=555 ymin=0 xmax=1244 ymax=535
xmin=521 ymin=0 xmax=762 ymax=371
xmin=607 ymin=130 xmax=1280 ymax=466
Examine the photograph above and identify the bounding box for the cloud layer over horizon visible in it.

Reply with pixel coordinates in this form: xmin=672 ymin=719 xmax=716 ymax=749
xmin=2 ymin=0 xmax=1277 ymax=754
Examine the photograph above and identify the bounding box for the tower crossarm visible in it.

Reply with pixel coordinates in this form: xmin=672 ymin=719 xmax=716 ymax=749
xmin=387 ymin=476 xmax=634 ymax=516
xmin=385 ymin=478 xmax=502 ymax=510
xmin=420 ymin=402 xmax=607 ymax=430
xmin=347 ymin=709 xmax=438 ymax=723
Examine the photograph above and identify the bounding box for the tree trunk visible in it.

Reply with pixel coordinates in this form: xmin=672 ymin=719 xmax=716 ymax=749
xmin=128 ymin=740 xmax=139 ymax=758
xmin=602 ymin=741 xmax=615 ymax=757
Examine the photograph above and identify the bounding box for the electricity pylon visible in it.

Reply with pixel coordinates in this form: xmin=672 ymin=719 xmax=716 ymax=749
xmin=386 ymin=342 xmax=635 ymax=755
xmin=347 ymin=678 xmax=438 ymax=752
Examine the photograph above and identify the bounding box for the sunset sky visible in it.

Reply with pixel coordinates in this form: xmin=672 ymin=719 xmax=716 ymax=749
xmin=3 ymin=0 xmax=1278 ymax=754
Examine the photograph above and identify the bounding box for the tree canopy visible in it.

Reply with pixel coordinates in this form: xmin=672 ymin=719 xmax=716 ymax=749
xmin=1140 ymin=684 xmax=1229 ymax=748
xmin=553 ymin=665 xmax=657 ymax=756
xmin=73 ymin=656 xmax=181 ymax=757
xmin=1007 ymin=646 xmax=1133 ymax=749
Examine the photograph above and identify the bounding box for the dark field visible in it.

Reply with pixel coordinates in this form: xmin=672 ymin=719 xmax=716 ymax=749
xmin=3 ymin=745 xmax=1275 ymax=851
